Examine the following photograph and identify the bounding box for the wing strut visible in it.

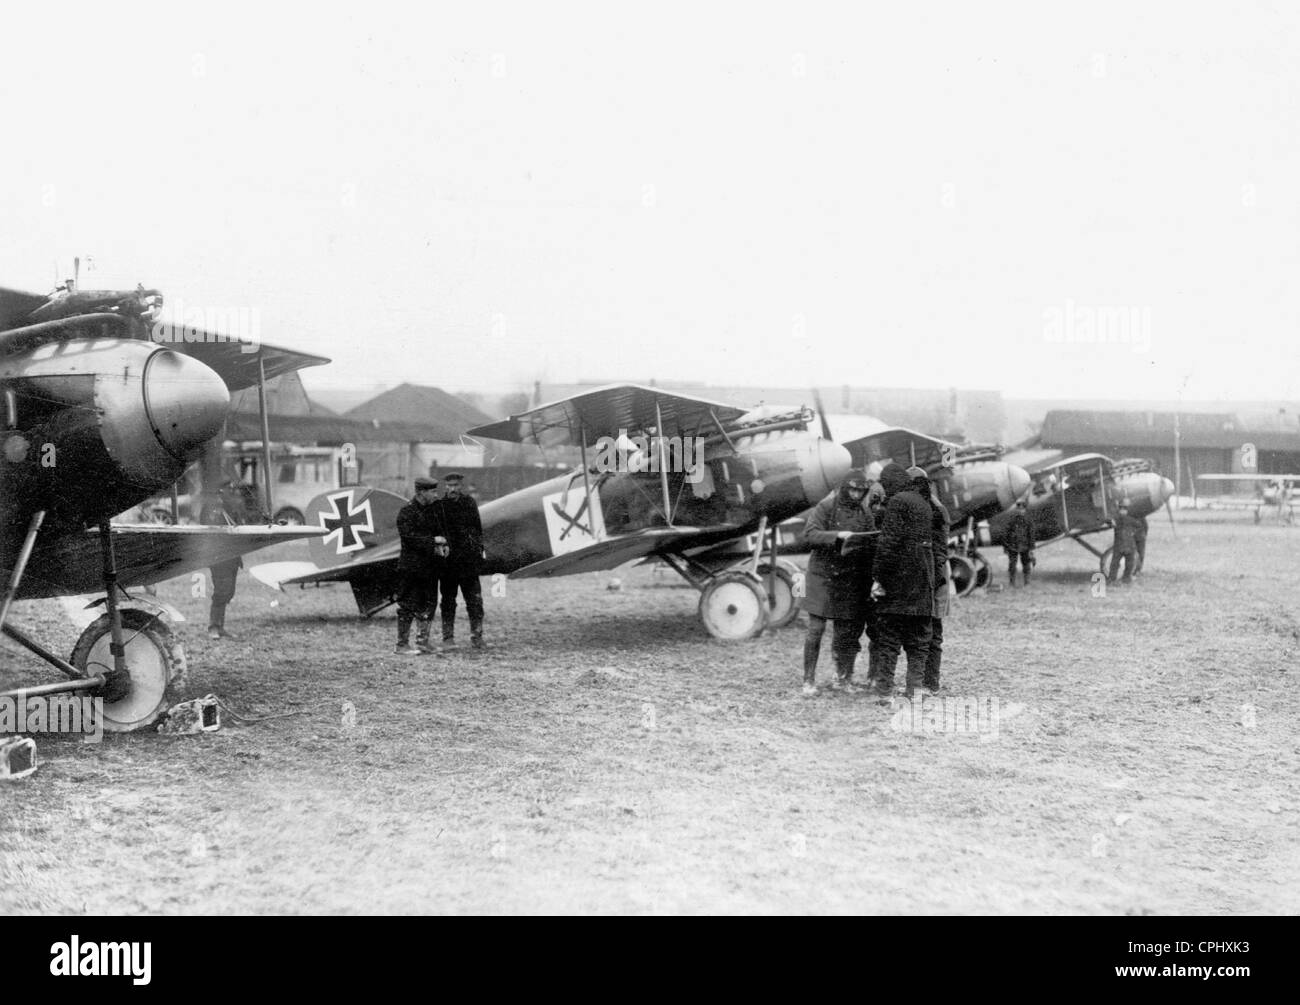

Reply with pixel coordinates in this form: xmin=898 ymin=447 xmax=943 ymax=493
xmin=257 ymin=352 xmax=275 ymax=518
xmin=579 ymin=425 xmax=600 ymax=542
xmin=656 ymin=401 xmax=673 ymax=525
xmin=709 ymin=408 xmax=738 ymax=453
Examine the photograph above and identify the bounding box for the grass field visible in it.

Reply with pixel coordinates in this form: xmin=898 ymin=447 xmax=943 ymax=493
xmin=1 ymin=512 xmax=1297 ymax=914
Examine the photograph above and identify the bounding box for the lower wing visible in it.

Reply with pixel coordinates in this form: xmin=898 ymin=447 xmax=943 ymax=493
xmin=509 ymin=525 xmax=743 ymax=579
xmin=18 ymin=524 xmax=324 ymax=599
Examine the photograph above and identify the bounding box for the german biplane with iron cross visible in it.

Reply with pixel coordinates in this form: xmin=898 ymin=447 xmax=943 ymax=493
xmin=256 ymin=384 xmax=853 ymax=640
xmin=983 ymin=451 xmax=1175 ymax=575
xmin=0 ymin=282 xmax=328 ymax=733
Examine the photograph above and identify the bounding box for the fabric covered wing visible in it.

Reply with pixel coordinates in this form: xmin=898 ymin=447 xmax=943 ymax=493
xmin=842 ymin=427 xmax=950 ymax=473
xmin=17 ymin=525 xmax=323 ymax=599
xmin=171 ymin=339 xmax=331 ymax=391
xmin=0 ymin=287 xmax=52 ymax=333
xmin=467 ymin=384 xmax=747 ymax=448
xmin=509 ymin=525 xmax=738 ymax=579
xmin=266 ymin=537 xmax=402 ymax=588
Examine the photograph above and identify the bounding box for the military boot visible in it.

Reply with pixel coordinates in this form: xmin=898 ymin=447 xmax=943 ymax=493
xmin=414 ymin=617 xmax=436 ymax=655
xmin=394 ymin=611 xmax=419 ymax=655
xmin=802 ymin=633 xmax=821 ymax=694
xmin=441 ymin=614 xmax=457 ymax=647
xmin=834 ymin=654 xmax=861 ymax=694
xmin=470 ymin=618 xmax=486 ymax=650
xmin=871 ymin=651 xmax=897 ymax=698
xmin=208 ymin=603 xmax=232 ymax=640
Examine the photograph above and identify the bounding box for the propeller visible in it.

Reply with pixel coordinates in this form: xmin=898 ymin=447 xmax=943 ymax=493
xmin=1164 ymin=498 xmax=1177 ymax=539
xmin=811 ymin=388 xmax=834 ymax=441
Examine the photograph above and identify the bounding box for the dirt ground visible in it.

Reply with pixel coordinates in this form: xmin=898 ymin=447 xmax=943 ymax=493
xmin=1 ymin=512 xmax=1297 ymax=915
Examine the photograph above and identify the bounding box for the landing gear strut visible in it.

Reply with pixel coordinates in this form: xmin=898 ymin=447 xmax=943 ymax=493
xmin=0 ymin=519 xmax=186 ymax=733
xmin=661 ymin=517 xmax=805 ymax=640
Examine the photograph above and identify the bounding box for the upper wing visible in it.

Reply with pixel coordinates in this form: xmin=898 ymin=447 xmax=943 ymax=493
xmin=0 ymin=287 xmax=52 ymax=332
xmin=1197 ymin=473 xmax=1300 ymax=482
xmin=170 ymin=340 xmax=330 ymax=391
xmin=18 ymin=524 xmax=323 ymax=599
xmin=0 ymin=285 xmax=328 ymax=388
xmin=509 ymin=525 xmax=740 ymax=578
xmin=467 ymin=384 xmax=748 ymax=448
xmin=842 ymin=427 xmax=951 ymax=473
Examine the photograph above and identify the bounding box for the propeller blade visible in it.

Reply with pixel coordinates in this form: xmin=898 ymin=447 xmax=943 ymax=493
xmin=1165 ymin=498 xmax=1177 ymax=539
xmin=812 ymin=388 xmax=833 ymax=441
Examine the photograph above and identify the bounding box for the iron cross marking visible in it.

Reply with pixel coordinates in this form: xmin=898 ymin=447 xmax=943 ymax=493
xmin=322 ymin=490 xmax=374 ymax=554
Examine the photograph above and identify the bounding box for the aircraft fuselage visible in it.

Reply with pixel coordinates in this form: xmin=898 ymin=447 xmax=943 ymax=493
xmin=478 ymin=426 xmax=851 ymax=575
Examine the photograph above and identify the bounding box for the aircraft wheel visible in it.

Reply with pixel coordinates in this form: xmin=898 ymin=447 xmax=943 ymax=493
xmin=756 ymin=561 xmax=801 ymax=629
xmin=972 ymin=554 xmax=991 ymax=589
xmin=1099 ymin=547 xmax=1113 ymax=577
xmin=948 ymin=555 xmax=977 ymax=597
xmin=70 ymin=610 xmax=187 ymax=733
xmin=698 ymin=573 xmax=769 ymax=641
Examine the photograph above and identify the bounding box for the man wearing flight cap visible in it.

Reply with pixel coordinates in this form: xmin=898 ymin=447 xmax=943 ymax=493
xmin=799 ymin=469 xmax=876 ymax=695
xmin=433 ymin=471 xmax=487 ymax=648
xmin=908 ymin=465 xmax=952 ymax=694
xmin=867 ymin=461 xmax=934 ymax=698
xmin=393 ymin=475 xmax=446 ymax=655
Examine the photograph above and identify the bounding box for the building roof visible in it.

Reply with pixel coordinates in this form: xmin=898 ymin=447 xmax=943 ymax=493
xmin=1041 ymin=410 xmax=1300 ymax=451
xmin=229 ymin=371 xmax=336 ymax=417
xmin=224 ymin=412 xmax=380 ymax=445
xmin=346 ymin=383 xmax=494 ymax=441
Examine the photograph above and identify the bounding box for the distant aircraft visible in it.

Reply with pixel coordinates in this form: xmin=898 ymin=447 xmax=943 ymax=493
xmin=0 ymin=282 xmax=328 ymax=732
xmin=985 ymin=453 xmax=1175 ymax=573
xmin=253 ymin=384 xmax=853 ymax=640
xmin=1195 ymin=473 xmax=1298 ymax=523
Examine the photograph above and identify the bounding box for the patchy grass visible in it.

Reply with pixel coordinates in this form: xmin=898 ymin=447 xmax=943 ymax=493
xmin=1 ymin=513 xmax=1297 ymax=914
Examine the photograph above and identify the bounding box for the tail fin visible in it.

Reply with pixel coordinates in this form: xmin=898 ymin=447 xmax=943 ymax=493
xmin=304 ymin=486 xmax=407 ymax=569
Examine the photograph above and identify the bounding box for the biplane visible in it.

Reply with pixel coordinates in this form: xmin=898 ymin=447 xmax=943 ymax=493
xmin=840 ymin=426 xmax=1032 ymax=595
xmin=253 ymin=384 xmax=854 ymax=640
xmin=0 ymin=281 xmax=328 ymax=734
xmin=985 ymin=453 xmax=1175 ymax=574
xmin=1195 ymin=473 xmax=1298 ymax=523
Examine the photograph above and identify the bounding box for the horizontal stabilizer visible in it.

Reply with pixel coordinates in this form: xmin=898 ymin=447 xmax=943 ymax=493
xmin=247 ymin=561 xmax=328 ymax=591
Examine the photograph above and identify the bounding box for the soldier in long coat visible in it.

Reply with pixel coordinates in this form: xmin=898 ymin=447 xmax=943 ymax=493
xmin=798 ymin=470 xmax=874 ymax=695
xmin=432 ymin=472 xmax=486 ymax=647
xmin=1108 ymin=505 xmax=1142 ymax=585
xmin=1003 ymin=499 xmax=1035 ymax=586
xmin=394 ymin=476 xmax=446 ymax=655
xmin=909 ymin=467 xmax=952 ymax=693
xmin=868 ymin=462 xmax=935 ymax=697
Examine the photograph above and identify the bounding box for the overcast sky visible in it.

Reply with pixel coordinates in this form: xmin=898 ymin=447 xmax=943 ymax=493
xmin=3 ymin=2 xmax=1297 ymax=402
